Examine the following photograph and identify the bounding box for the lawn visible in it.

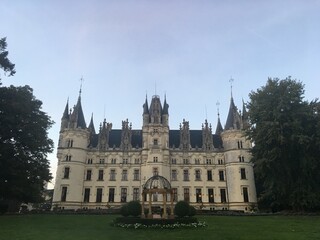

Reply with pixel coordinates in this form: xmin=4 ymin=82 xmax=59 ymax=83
xmin=0 ymin=214 xmax=319 ymax=240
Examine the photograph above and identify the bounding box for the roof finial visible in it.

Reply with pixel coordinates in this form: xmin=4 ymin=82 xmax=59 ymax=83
xmin=216 ymin=101 xmax=220 ymax=117
xmin=79 ymin=76 xmax=84 ymax=96
xmin=205 ymin=105 xmax=208 ymax=120
xmin=229 ymin=77 xmax=234 ymax=98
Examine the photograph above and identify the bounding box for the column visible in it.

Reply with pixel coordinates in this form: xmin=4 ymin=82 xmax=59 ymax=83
xmin=163 ymin=192 xmax=167 ymax=219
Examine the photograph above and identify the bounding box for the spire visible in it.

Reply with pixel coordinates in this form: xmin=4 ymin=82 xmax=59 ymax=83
xmin=162 ymin=94 xmax=169 ymax=115
xmin=242 ymin=99 xmax=249 ymax=129
xmin=69 ymin=88 xmax=86 ymax=129
xmin=143 ymin=94 xmax=149 ymax=114
xmin=88 ymin=113 xmax=96 ymax=134
xmin=62 ymin=98 xmax=69 ymax=120
xmin=60 ymin=98 xmax=70 ymax=131
xmin=215 ymin=101 xmax=223 ymax=135
xmin=225 ymin=97 xmax=241 ymax=130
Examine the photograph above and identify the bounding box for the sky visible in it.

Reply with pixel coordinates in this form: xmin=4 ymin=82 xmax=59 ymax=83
xmin=1 ymin=0 xmax=320 ymax=189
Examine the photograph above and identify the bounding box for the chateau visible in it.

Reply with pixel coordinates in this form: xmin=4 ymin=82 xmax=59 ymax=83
xmin=52 ymin=91 xmax=257 ymax=212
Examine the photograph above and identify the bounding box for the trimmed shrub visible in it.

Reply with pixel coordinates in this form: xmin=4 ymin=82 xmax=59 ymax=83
xmin=174 ymin=201 xmax=190 ymax=217
xmin=120 ymin=204 xmax=129 ymax=217
xmin=127 ymin=201 xmax=142 ymax=217
xmin=189 ymin=205 xmax=196 ymax=216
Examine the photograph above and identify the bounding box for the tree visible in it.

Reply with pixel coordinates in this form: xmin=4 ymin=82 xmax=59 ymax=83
xmin=174 ymin=201 xmax=191 ymax=217
xmin=0 ymin=37 xmax=16 ymax=82
xmin=246 ymin=77 xmax=320 ymax=211
xmin=0 ymin=85 xmax=54 ymax=212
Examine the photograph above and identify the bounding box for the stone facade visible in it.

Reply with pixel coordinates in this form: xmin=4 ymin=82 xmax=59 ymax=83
xmin=52 ymin=93 xmax=257 ymax=212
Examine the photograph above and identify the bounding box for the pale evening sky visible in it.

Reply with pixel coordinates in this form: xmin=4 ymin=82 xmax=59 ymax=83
xmin=1 ymin=0 xmax=320 ymax=188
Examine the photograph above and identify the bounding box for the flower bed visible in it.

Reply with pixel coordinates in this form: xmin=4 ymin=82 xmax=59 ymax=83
xmin=113 ymin=217 xmax=206 ymax=229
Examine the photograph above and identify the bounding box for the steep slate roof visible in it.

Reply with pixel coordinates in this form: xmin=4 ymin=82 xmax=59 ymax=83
xmin=88 ymin=129 xmax=222 ymax=149
xmin=215 ymin=116 xmax=223 ymax=135
xmin=225 ymin=97 xmax=240 ymax=130
xmin=62 ymin=99 xmax=69 ymax=120
xmin=72 ymin=96 xmax=87 ymax=129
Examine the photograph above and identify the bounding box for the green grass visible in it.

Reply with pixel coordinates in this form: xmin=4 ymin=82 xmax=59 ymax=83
xmin=0 ymin=214 xmax=319 ymax=240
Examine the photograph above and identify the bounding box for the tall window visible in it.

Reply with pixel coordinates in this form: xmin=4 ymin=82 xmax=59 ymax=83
xmin=133 ymin=169 xmax=140 ymax=181
xmin=207 ymin=170 xmax=212 ymax=181
xmin=87 ymin=158 xmax=93 ymax=164
xmin=172 ymin=188 xmax=178 ymax=202
xmin=111 ymin=158 xmax=116 ymax=164
xmin=84 ymin=188 xmax=90 ymax=202
xmin=63 ymin=167 xmax=70 ymax=179
xmin=183 ymin=158 xmax=189 ymax=165
xmin=195 ymin=159 xmax=200 ymax=165
xmin=220 ymin=189 xmax=226 ymax=203
xmin=67 ymin=139 xmax=73 ymax=148
xmin=171 ymin=169 xmax=177 ymax=181
xmin=98 ymin=169 xmax=104 ymax=181
xmin=110 ymin=169 xmax=116 ymax=181
xmin=208 ymin=188 xmax=214 ymax=203
xmin=122 ymin=159 xmax=128 ymax=164
xmin=240 ymin=168 xmax=246 ymax=179
xmin=219 ymin=170 xmax=225 ymax=181
xmin=134 ymin=158 xmax=140 ymax=164
xmin=196 ymin=189 xmax=202 ymax=203
xmin=184 ymin=188 xmax=190 ymax=202
xmin=122 ymin=170 xmax=128 ymax=181
xmin=99 ymin=159 xmax=105 ymax=164
xmin=171 ymin=158 xmax=177 ymax=164
xmin=218 ymin=159 xmax=223 ymax=165
xmin=153 ymin=156 xmax=158 ymax=162
xmin=96 ymin=188 xmax=103 ymax=203
xmin=243 ymin=187 xmax=249 ymax=202
xmin=239 ymin=156 xmax=245 ymax=162
xmin=183 ymin=169 xmax=189 ymax=181
xmin=195 ymin=169 xmax=201 ymax=181
xmin=121 ymin=188 xmax=127 ymax=202
xmin=238 ymin=140 xmax=243 ymax=149
xmin=86 ymin=170 xmax=92 ymax=181
xmin=61 ymin=186 xmax=67 ymax=202
xmin=206 ymin=159 xmax=212 ymax=164
xmin=108 ymin=188 xmax=115 ymax=202
xmin=65 ymin=155 xmax=71 ymax=161
xmin=133 ymin=188 xmax=140 ymax=201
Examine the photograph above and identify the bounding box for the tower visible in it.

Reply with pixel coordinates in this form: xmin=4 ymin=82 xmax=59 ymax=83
xmin=53 ymin=91 xmax=90 ymax=209
xmin=141 ymin=95 xmax=170 ymax=183
xmin=221 ymin=95 xmax=257 ymax=211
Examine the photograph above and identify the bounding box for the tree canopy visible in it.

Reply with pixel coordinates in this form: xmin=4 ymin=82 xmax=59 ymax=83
xmin=0 ymin=85 xmax=54 ymax=211
xmin=246 ymin=77 xmax=320 ymax=211
xmin=0 ymin=37 xmax=16 ymax=82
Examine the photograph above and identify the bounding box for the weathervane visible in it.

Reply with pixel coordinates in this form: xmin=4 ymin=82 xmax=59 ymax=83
xmin=216 ymin=101 xmax=220 ymax=117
